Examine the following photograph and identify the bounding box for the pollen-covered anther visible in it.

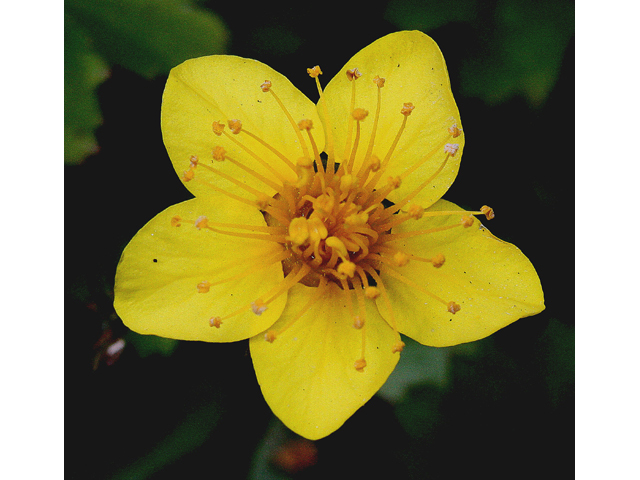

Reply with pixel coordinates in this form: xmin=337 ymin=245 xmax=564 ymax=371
xmin=182 ymin=169 xmax=195 ymax=182
xmin=391 ymin=341 xmax=405 ymax=354
xmin=461 ymin=215 xmax=474 ymax=228
xmin=444 ymin=143 xmax=460 ymax=156
xmin=228 ymin=119 xmax=242 ymax=134
xmin=393 ymin=251 xmax=410 ymax=267
xmin=407 ymin=204 xmax=424 ymax=220
xmin=364 ymin=286 xmax=380 ymax=300
xmin=449 ymin=123 xmax=462 ymax=137
xmin=431 ymin=253 xmax=446 ymax=268
xmin=387 ymin=176 xmax=402 ymax=189
xmin=212 ymin=121 xmax=225 ymax=136
xmin=353 ymin=316 xmax=365 ymax=329
xmin=401 ymin=102 xmax=415 ymax=116
xmin=369 ymin=155 xmax=381 ymax=172
xmin=337 ymin=260 xmax=357 ymax=278
xmin=307 ymin=65 xmax=322 ymax=78
xmin=197 ymin=281 xmax=211 ymax=293
xmin=373 ymin=75 xmax=386 ymax=88
xmin=447 ymin=301 xmax=461 ymax=314
xmin=194 ymin=215 xmax=209 ymax=230
xmin=345 ymin=212 xmax=368 ymax=226
xmin=352 ymin=108 xmax=369 ymax=121
xmin=354 ymin=358 xmax=367 ymax=372
xmin=212 ymin=146 xmax=226 ymax=162
xmin=189 ymin=155 xmax=199 ymax=168
xmin=171 ymin=215 xmax=182 ymax=227
xmin=260 ymin=80 xmax=272 ymax=92
xmin=209 ymin=316 xmax=222 ymax=328
xmin=287 ymin=217 xmax=310 ymax=246
xmin=298 ymin=119 xmax=313 ymax=131
xmin=251 ymin=299 xmax=268 ymax=316
xmin=480 ymin=205 xmax=495 ymax=220
xmin=264 ymin=330 xmax=277 ymax=343
xmin=346 ymin=68 xmax=362 ymax=81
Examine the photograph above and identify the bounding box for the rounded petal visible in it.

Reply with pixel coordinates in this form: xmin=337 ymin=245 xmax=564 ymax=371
xmin=162 ymin=55 xmax=324 ymax=199
xmin=114 ymin=197 xmax=287 ymax=342
xmin=377 ymin=199 xmax=544 ymax=347
xmin=250 ymin=283 xmax=400 ymax=440
xmin=322 ymin=30 xmax=463 ymax=208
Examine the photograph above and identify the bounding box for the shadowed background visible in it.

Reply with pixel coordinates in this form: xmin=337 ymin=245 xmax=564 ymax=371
xmin=66 ymin=1 xmax=574 ymax=478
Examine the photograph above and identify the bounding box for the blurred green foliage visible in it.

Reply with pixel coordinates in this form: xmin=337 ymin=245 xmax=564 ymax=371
xmin=64 ymin=0 xmax=229 ymax=165
xmin=385 ymin=0 xmax=574 ymax=106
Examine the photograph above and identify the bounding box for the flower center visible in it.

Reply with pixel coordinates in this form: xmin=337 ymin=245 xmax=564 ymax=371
xmin=173 ymin=65 xmax=494 ymax=371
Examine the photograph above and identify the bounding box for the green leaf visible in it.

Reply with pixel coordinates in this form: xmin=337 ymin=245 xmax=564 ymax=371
xmin=65 ymin=0 xmax=229 ymax=79
xmin=127 ymin=331 xmax=180 ymax=357
xmin=64 ymin=14 xmax=110 ymax=164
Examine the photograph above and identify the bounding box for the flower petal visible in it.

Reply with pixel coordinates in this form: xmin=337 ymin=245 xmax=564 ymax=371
xmin=114 ymin=197 xmax=287 ymax=342
xmin=162 ymin=55 xmax=324 ymax=199
xmin=377 ymin=199 xmax=544 ymax=347
xmin=322 ymin=30 xmax=463 ymax=208
xmin=250 ymin=283 xmax=400 ymax=440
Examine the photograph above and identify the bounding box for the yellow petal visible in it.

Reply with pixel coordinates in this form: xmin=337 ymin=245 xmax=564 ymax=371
xmin=114 ymin=197 xmax=287 ymax=342
xmin=377 ymin=199 xmax=544 ymax=347
xmin=322 ymin=30 xmax=463 ymax=208
xmin=162 ymin=55 xmax=324 ymax=199
xmin=250 ymin=283 xmax=400 ymax=440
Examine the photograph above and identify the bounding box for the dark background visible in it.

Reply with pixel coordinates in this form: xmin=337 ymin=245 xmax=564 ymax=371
xmin=66 ymin=1 xmax=574 ymax=479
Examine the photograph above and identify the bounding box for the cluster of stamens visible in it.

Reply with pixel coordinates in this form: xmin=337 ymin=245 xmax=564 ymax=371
xmin=173 ymin=65 xmax=493 ymax=372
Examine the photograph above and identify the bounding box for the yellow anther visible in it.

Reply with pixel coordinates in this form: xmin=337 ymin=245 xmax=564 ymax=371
xmin=307 ymin=217 xmax=328 ymax=242
xmin=287 ymin=217 xmax=310 ymax=246
xmin=212 ymin=121 xmax=225 ymax=136
xmin=228 ymin=119 xmax=242 ymax=134
xmin=353 ymin=316 xmax=365 ymax=329
xmin=182 ymin=169 xmax=195 ymax=182
xmin=298 ymin=118 xmax=313 ymax=130
xmin=307 ymin=65 xmax=322 ymax=78
xmin=444 ymin=143 xmax=460 ymax=156
xmin=431 ymin=253 xmax=446 ymax=268
xmin=391 ymin=341 xmax=405 ymax=353
xmin=387 ymin=176 xmax=402 ymax=189
xmin=325 ymin=236 xmax=348 ymax=259
xmin=189 ymin=155 xmax=199 ymax=167
xmin=340 ymin=174 xmax=354 ymax=193
xmin=346 ymin=68 xmax=362 ymax=81
xmin=260 ymin=80 xmax=272 ymax=92
xmin=337 ymin=260 xmax=356 ymax=278
xmin=407 ymin=204 xmax=424 ymax=220
xmin=345 ymin=212 xmax=368 ymax=226
xmin=373 ymin=75 xmax=386 ymax=88
xmin=352 ymin=108 xmax=369 ymax=121
xmin=264 ymin=330 xmax=277 ymax=343
xmin=171 ymin=215 xmax=182 ymax=227
xmin=209 ymin=316 xmax=222 ymax=328
xmin=197 ymin=281 xmax=211 ymax=293
xmin=364 ymin=286 xmax=380 ymax=300
xmin=251 ymin=299 xmax=268 ymax=315
xmin=447 ymin=301 xmax=461 ymax=314
xmin=314 ymin=193 xmax=335 ymax=215
xmin=461 ymin=215 xmax=474 ymax=228
xmin=480 ymin=205 xmax=495 ymax=220
xmin=449 ymin=123 xmax=462 ymax=137
xmin=212 ymin=146 xmax=226 ymax=162
xmin=401 ymin=102 xmax=415 ymax=116
xmin=354 ymin=358 xmax=367 ymax=372
xmin=194 ymin=215 xmax=209 ymax=230
xmin=393 ymin=251 xmax=410 ymax=267
xmin=368 ymin=155 xmax=381 ymax=172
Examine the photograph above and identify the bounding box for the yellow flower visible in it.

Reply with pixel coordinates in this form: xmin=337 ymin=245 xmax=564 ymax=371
xmin=114 ymin=31 xmax=544 ymax=440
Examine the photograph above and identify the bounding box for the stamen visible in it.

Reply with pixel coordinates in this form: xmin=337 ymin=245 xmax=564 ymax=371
xmin=380 ymin=264 xmax=459 ymax=313
xmin=240 ymin=128 xmax=297 ymax=172
xmin=309 ymin=66 xmax=335 ymax=175
xmin=197 ymin=281 xmax=211 ymax=293
xmin=212 ymin=121 xmax=225 ymax=136
xmin=448 ymin=123 xmax=462 ymax=137
xmin=264 ymin=84 xmax=311 ymax=160
xmin=354 ymin=358 xmax=367 ymax=372
xmin=358 ymin=76 xmax=384 ymax=173
xmin=251 ymin=299 xmax=268 ymax=315
xmin=212 ymin=146 xmax=226 ymax=162
xmin=171 ymin=215 xmax=182 ymax=227
xmin=228 ymin=119 xmax=242 ymax=134
xmin=444 ymin=143 xmax=460 ymax=156
xmin=209 ymin=316 xmax=222 ymax=328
